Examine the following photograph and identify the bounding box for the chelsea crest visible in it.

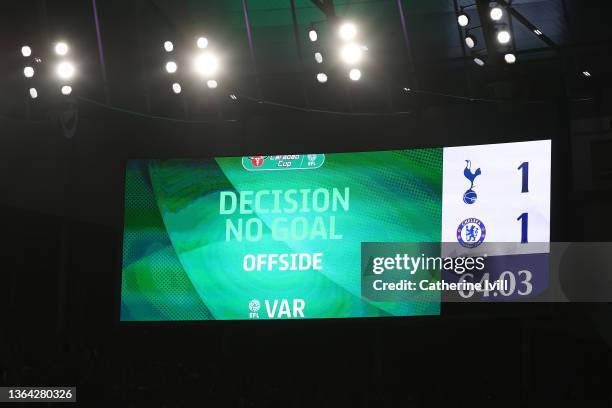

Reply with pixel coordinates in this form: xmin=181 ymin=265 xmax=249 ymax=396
xmin=457 ymin=218 xmax=486 ymax=248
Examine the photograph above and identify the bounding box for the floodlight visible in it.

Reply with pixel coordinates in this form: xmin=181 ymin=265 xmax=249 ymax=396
xmin=458 ymin=13 xmax=469 ymax=27
xmin=340 ymin=43 xmax=362 ymax=64
xmin=349 ymin=68 xmax=361 ymax=81
xmin=197 ymin=37 xmax=209 ymax=49
xmin=194 ymin=52 xmax=219 ymax=77
xmin=490 ymin=7 xmax=503 ymax=21
xmin=165 ymin=61 xmax=178 ymax=73
xmin=57 ymin=61 xmax=75 ymax=79
xmin=339 ymin=22 xmax=357 ymax=40
xmin=497 ymin=30 xmax=511 ymax=44
xmin=55 ymin=42 xmax=69 ymax=56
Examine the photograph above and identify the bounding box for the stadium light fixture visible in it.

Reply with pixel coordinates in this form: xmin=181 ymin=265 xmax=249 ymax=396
xmin=57 ymin=61 xmax=75 ymax=79
xmin=165 ymin=61 xmax=178 ymax=73
xmin=194 ymin=52 xmax=219 ymax=77
xmin=55 ymin=42 xmax=69 ymax=56
xmin=497 ymin=30 xmax=511 ymax=44
xmin=340 ymin=43 xmax=362 ymax=64
xmin=349 ymin=68 xmax=361 ymax=81
xmin=490 ymin=6 xmax=503 ymax=21
xmin=457 ymin=13 xmax=470 ymax=27
xmin=339 ymin=22 xmax=357 ymax=41
xmin=465 ymin=34 xmax=477 ymax=49
xmin=504 ymin=53 xmax=516 ymax=64
xmin=196 ymin=37 xmax=209 ymax=49
xmin=23 ymin=66 xmax=34 ymax=78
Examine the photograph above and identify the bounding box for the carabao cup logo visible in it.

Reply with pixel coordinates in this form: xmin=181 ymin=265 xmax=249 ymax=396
xmin=463 ymin=160 xmax=481 ymax=204
xmin=250 ymin=156 xmax=265 ymax=167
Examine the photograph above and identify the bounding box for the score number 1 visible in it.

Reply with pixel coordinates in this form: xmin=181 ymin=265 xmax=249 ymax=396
xmin=517 ymin=162 xmax=529 ymax=243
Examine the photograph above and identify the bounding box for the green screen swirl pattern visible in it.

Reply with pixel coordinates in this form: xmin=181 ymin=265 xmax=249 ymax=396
xmin=121 ymin=149 xmax=442 ymax=321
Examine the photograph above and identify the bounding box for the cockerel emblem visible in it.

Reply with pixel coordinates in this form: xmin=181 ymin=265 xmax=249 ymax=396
xmin=462 ymin=160 xmax=482 ymax=204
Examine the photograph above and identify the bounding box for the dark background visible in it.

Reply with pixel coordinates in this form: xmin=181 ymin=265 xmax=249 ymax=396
xmin=1 ymin=0 xmax=612 ymax=406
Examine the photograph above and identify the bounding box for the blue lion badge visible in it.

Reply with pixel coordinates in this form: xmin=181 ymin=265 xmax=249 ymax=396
xmin=457 ymin=218 xmax=486 ymax=248
xmin=463 ymin=160 xmax=482 ymax=204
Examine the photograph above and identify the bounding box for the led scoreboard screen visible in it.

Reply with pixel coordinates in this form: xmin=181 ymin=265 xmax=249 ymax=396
xmin=120 ymin=140 xmax=551 ymax=321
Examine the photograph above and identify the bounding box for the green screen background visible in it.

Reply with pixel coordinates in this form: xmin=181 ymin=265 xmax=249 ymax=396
xmin=121 ymin=149 xmax=442 ymax=321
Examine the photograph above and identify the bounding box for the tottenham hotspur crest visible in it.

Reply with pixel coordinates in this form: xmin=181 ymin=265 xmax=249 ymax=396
xmin=462 ymin=160 xmax=482 ymax=204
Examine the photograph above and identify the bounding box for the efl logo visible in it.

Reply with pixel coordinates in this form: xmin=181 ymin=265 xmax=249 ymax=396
xmin=248 ymin=299 xmax=261 ymax=319
xmin=250 ymin=156 xmax=265 ymax=167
